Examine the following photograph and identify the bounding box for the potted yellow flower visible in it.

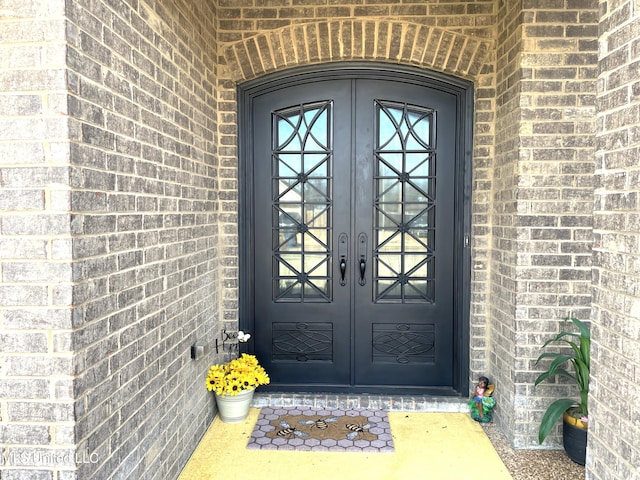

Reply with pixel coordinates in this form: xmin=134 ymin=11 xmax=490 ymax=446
xmin=205 ymin=353 xmax=270 ymax=423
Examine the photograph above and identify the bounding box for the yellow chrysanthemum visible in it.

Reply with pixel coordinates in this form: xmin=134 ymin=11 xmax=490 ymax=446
xmin=226 ymin=378 xmax=243 ymax=395
xmin=204 ymin=354 xmax=270 ymax=396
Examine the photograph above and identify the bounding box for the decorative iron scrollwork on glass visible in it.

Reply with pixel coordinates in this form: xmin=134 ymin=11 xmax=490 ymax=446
xmin=272 ymin=101 xmax=333 ymax=303
xmin=372 ymin=323 xmax=435 ymax=364
xmin=373 ymin=100 xmax=436 ymax=303
xmin=272 ymin=322 xmax=333 ymax=361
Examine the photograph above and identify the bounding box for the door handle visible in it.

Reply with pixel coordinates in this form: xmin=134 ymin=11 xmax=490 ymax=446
xmin=340 ymin=258 xmax=347 ymax=285
xmin=358 ymin=233 xmax=367 ymax=286
xmin=338 ymin=233 xmax=348 ymax=286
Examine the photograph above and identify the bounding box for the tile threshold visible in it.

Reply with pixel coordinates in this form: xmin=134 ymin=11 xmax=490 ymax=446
xmin=252 ymin=392 xmax=468 ymax=413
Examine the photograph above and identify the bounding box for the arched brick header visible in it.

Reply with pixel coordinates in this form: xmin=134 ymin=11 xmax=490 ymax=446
xmin=221 ymin=20 xmax=494 ymax=82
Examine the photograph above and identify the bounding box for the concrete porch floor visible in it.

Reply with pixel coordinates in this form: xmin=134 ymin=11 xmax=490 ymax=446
xmin=181 ymin=393 xmax=585 ymax=480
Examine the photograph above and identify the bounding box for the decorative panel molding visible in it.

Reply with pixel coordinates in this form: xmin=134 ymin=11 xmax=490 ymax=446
xmin=372 ymin=323 xmax=435 ymax=364
xmin=273 ymin=322 xmax=333 ymax=362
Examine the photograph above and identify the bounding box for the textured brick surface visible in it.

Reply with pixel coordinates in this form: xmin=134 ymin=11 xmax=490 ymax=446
xmin=1 ymin=0 xmax=221 ymax=479
xmin=490 ymin=0 xmax=598 ymax=450
xmin=2 ymin=1 xmax=640 ymax=480
xmin=221 ymin=21 xmax=493 ymax=81
xmin=591 ymin=1 xmax=640 ymax=479
xmin=66 ymin=1 xmax=220 ymax=478
xmin=0 ymin=1 xmax=76 ymax=478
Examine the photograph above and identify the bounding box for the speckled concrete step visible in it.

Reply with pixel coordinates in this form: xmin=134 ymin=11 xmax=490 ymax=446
xmin=252 ymin=392 xmax=468 ymax=412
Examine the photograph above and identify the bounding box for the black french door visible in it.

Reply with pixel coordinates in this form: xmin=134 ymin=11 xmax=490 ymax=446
xmin=241 ymin=66 xmax=471 ymax=394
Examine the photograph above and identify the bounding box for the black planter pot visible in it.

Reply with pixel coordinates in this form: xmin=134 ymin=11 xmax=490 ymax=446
xmin=563 ymin=414 xmax=587 ymax=465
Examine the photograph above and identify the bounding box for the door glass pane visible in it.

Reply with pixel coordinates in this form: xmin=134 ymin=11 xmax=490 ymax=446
xmin=272 ymin=101 xmax=333 ymax=302
xmin=378 ymin=152 xmax=403 ymax=172
xmin=374 ymin=101 xmax=435 ymax=303
xmin=378 ymin=181 xmax=403 ymax=204
xmin=306 ymin=153 xmax=329 ymax=176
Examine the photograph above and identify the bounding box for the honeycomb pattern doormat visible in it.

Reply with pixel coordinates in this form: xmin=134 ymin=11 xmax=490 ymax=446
xmin=246 ymin=407 xmax=395 ymax=452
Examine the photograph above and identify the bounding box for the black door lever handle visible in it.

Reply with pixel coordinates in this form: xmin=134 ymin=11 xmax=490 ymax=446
xmin=338 ymin=233 xmax=348 ymax=286
xmin=358 ymin=233 xmax=367 ymax=286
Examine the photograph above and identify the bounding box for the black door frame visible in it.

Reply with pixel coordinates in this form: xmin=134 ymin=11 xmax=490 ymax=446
xmin=237 ymin=62 xmax=473 ymax=396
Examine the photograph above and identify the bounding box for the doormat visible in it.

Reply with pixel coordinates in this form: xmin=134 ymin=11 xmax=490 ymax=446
xmin=246 ymin=407 xmax=394 ymax=452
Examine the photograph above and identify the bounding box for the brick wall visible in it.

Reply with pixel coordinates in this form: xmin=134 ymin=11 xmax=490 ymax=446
xmin=67 ymin=0 xmax=219 ymax=478
xmin=489 ymin=0 xmax=523 ymax=447
xmin=1 ymin=0 xmax=220 ymax=478
xmin=490 ymin=0 xmax=598 ymax=448
xmin=0 ymin=0 xmax=77 ymax=478
xmin=591 ymin=1 xmax=640 ymax=478
xmin=516 ymin=1 xmax=597 ymax=449
xmin=217 ymin=0 xmax=496 ymax=43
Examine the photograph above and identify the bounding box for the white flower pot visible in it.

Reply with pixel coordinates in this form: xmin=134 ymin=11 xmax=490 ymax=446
xmin=214 ymin=388 xmax=255 ymax=423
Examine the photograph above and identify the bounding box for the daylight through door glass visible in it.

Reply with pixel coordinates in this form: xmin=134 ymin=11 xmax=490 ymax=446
xmin=272 ymin=101 xmax=332 ymax=302
xmin=374 ymin=100 xmax=436 ymax=303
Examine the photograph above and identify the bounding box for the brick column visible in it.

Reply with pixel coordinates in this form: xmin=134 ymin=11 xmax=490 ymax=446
xmin=590 ymin=1 xmax=640 ymax=478
xmin=0 ymin=0 xmax=77 ymax=477
xmin=1 ymin=0 xmax=221 ymax=479
xmin=491 ymin=0 xmax=597 ymax=447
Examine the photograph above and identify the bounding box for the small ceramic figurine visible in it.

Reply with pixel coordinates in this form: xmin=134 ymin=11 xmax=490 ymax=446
xmin=472 ymin=376 xmax=489 ymax=417
xmin=468 ymin=375 xmax=496 ymax=423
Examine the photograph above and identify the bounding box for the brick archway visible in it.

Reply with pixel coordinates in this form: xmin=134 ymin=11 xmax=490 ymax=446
xmin=221 ymin=20 xmax=494 ymax=82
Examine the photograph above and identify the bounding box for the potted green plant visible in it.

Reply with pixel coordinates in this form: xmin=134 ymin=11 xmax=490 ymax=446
xmin=534 ymin=316 xmax=590 ymax=465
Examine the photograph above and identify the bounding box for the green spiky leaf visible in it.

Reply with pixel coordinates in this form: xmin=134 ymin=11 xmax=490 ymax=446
xmin=534 ymin=317 xmax=590 ymax=441
xmin=538 ymin=398 xmax=577 ymax=444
